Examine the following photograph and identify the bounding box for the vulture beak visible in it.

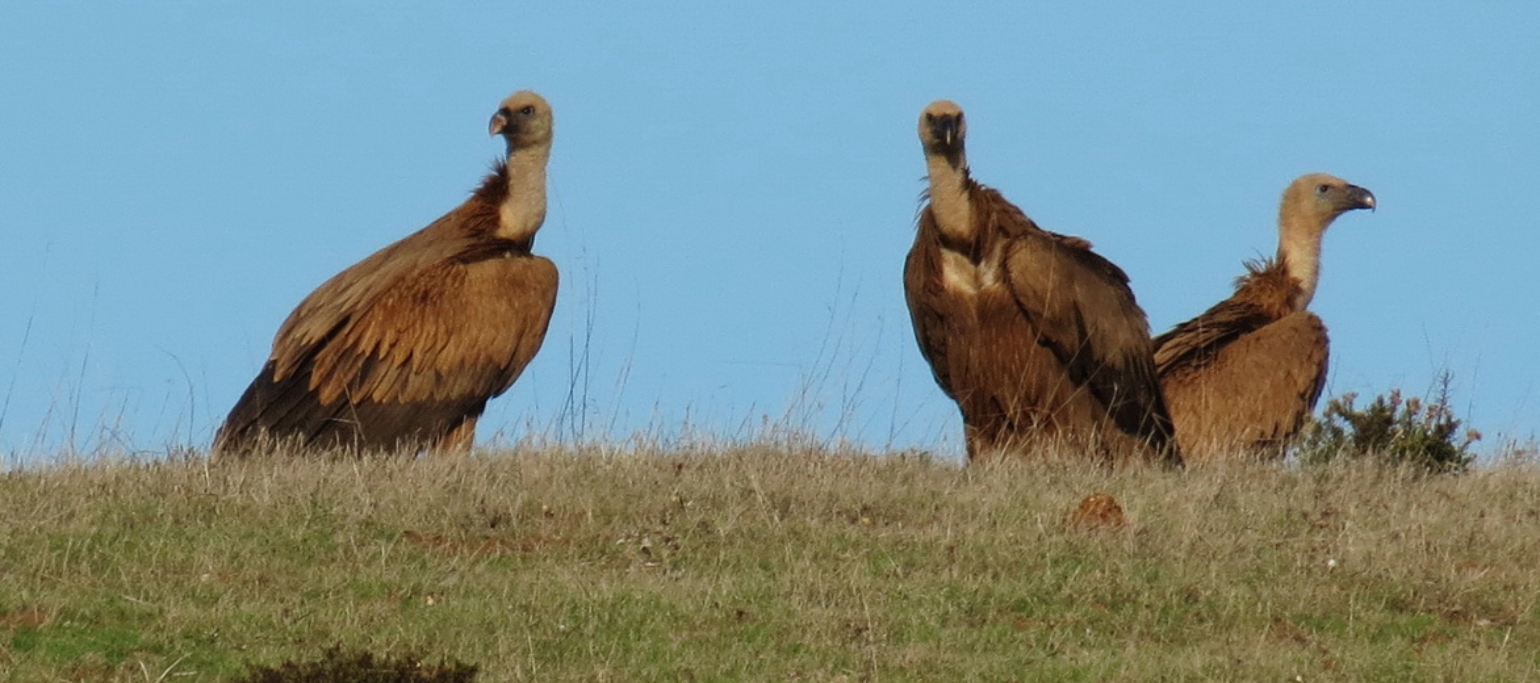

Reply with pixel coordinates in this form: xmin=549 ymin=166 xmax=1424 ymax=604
xmin=488 ymin=107 xmax=512 ymax=137
xmin=930 ymin=115 xmax=960 ymax=150
xmin=1345 ymin=184 xmax=1377 ymax=212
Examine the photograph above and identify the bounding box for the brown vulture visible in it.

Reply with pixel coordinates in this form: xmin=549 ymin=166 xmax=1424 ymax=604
xmin=213 ymin=91 xmax=558 ymax=457
xmin=903 ymin=100 xmax=1178 ymax=465
xmin=1153 ymin=173 xmax=1375 ymax=462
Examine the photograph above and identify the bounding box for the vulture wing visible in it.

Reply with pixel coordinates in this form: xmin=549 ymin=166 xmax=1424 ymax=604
xmin=1152 ymin=296 xmax=1277 ymax=376
xmin=903 ymin=208 xmax=961 ymax=399
xmin=990 ymin=190 xmax=1173 ymax=453
xmin=220 ymin=239 xmax=557 ymax=452
xmin=270 ymin=211 xmax=473 ymax=377
xmin=1159 ymin=311 xmax=1328 ymax=457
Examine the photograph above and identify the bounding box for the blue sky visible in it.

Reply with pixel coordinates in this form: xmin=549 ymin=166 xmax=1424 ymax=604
xmin=2 ymin=3 xmax=1536 ymax=458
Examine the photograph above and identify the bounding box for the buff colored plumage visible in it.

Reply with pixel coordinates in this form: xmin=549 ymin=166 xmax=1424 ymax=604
xmin=1154 ymin=173 xmax=1375 ymax=462
xmin=214 ymin=91 xmax=559 ymax=457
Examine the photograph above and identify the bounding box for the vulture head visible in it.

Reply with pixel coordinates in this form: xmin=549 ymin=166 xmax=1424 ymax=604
xmin=1274 ymin=173 xmax=1376 ymax=309
xmin=1281 ymin=173 xmax=1376 ymax=235
xmin=919 ymin=100 xmax=967 ymax=168
xmin=489 ymin=90 xmax=554 ymax=154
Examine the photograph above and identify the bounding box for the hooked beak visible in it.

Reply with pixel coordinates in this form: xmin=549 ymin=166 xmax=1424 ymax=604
xmin=1346 ymin=184 xmax=1376 ymax=212
xmin=488 ymin=107 xmax=512 ymax=137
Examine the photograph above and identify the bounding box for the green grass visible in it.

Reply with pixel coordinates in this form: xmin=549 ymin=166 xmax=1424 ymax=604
xmin=2 ymin=445 xmax=1539 ymax=681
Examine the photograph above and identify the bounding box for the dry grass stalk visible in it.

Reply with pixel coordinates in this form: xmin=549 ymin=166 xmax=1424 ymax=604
xmin=1 ymin=445 xmax=1538 ymax=681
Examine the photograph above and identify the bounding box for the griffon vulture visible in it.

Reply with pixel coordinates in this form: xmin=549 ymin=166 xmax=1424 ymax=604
xmin=1153 ymin=173 xmax=1375 ymax=462
xmin=903 ymin=100 xmax=1178 ymax=464
xmin=213 ymin=91 xmax=558 ymax=457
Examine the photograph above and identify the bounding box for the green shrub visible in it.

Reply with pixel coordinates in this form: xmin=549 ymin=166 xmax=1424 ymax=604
xmin=232 ymin=647 xmax=478 ymax=683
xmin=1297 ymin=372 xmax=1480 ymax=474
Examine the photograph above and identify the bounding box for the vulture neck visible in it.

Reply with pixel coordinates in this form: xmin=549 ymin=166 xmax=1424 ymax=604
xmin=1275 ymin=212 xmax=1326 ymax=311
xmin=497 ymin=145 xmax=550 ymax=243
xmin=925 ymin=152 xmax=973 ymax=243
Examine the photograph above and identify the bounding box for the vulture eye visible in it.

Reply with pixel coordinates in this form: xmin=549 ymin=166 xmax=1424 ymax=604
xmin=1315 ymin=184 xmax=1330 ymax=195
xmin=519 ymin=105 xmax=536 ymax=116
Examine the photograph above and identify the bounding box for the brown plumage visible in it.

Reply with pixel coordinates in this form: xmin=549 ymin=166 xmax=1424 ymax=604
xmin=213 ymin=91 xmax=559 ymax=457
xmin=903 ymin=100 xmax=1178 ymax=464
xmin=1153 ymin=173 xmax=1375 ymax=462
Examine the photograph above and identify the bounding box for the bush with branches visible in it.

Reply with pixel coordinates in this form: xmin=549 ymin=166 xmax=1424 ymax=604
xmin=1296 ymin=372 xmax=1480 ymax=474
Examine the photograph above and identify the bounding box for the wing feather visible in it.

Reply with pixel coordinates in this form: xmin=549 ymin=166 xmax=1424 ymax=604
xmin=1153 ymin=297 xmax=1274 ymax=376
xmin=218 ymin=243 xmax=556 ymax=454
xmin=903 ymin=207 xmax=961 ymax=399
xmin=314 ymin=249 xmax=557 ymax=405
xmin=1160 ymin=311 xmax=1328 ymax=458
xmin=980 ymin=187 xmax=1175 ymax=457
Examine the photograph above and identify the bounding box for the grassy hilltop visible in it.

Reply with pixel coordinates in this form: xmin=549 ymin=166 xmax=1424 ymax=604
xmin=2 ymin=445 xmax=1539 ymax=681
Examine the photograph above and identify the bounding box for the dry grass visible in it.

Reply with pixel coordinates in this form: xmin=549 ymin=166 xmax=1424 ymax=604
xmin=2 ymin=445 xmax=1540 ymax=681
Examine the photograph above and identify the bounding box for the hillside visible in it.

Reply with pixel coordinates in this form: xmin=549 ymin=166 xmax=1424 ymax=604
xmin=2 ymin=446 xmax=1538 ymax=681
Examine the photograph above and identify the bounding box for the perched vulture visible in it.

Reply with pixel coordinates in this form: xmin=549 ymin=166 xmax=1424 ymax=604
xmin=903 ymin=100 xmax=1178 ymax=465
xmin=213 ymin=91 xmax=559 ymax=457
xmin=1153 ymin=173 xmax=1375 ymax=462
